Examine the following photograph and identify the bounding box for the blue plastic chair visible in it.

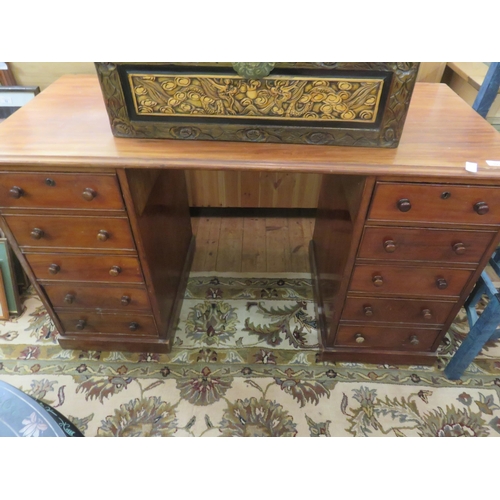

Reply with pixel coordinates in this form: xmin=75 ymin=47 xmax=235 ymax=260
xmin=472 ymin=62 xmax=500 ymax=118
xmin=444 ymin=248 xmax=500 ymax=379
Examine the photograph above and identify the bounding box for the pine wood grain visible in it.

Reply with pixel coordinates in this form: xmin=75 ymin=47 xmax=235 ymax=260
xmin=216 ymin=218 xmax=243 ymax=272
xmin=240 ymin=171 xmax=261 ymax=207
xmin=191 ymin=217 xmax=222 ymax=272
xmin=192 ymin=216 xmax=314 ymax=273
xmin=288 ymin=217 xmax=310 ymax=273
xmin=242 ymin=218 xmax=267 ymax=273
xmin=185 ymin=170 xmax=321 ymax=208
xmin=205 ymin=218 xmax=222 ymax=271
xmin=266 ymin=218 xmax=290 ymax=273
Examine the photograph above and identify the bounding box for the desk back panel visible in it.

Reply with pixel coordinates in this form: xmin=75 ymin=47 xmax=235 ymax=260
xmin=185 ymin=171 xmax=322 ymax=208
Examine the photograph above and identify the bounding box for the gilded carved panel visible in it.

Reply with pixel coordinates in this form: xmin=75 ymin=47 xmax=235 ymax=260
xmin=95 ymin=62 xmax=420 ymax=148
xmin=128 ymin=74 xmax=384 ymax=123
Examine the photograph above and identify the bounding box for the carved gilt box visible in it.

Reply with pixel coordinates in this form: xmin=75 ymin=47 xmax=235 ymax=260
xmin=95 ymin=62 xmax=420 ymax=148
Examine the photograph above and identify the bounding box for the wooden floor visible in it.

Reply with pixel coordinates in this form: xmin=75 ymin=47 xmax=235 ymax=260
xmin=191 ymin=216 xmax=315 ymax=273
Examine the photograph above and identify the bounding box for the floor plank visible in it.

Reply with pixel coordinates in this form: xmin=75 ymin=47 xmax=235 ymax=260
xmin=288 ymin=217 xmax=310 ymax=273
xmin=266 ymin=218 xmax=290 ymax=272
xmin=190 ymin=216 xmax=200 ymax=236
xmin=191 ymin=216 xmax=314 ymax=273
xmin=190 ymin=217 xmax=211 ymax=272
xmin=242 ymin=218 xmax=267 ymax=273
xmin=304 ymin=217 xmax=315 ymax=241
xmin=215 ymin=217 xmax=243 ymax=272
xmin=204 ymin=217 xmax=222 ymax=271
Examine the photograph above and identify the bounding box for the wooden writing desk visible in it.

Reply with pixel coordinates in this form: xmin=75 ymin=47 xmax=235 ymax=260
xmin=1 ymin=75 xmax=500 ymax=365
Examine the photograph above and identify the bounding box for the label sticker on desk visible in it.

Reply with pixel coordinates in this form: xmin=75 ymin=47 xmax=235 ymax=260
xmin=465 ymin=162 xmax=478 ymax=173
xmin=486 ymin=160 xmax=500 ymax=167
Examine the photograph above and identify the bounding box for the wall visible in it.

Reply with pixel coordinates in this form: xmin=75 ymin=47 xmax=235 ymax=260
xmin=443 ymin=62 xmax=500 ymax=127
xmin=9 ymin=63 xmax=96 ymax=90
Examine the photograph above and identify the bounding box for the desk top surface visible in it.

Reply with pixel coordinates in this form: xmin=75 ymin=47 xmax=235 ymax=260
xmin=1 ymin=75 xmax=500 ymax=179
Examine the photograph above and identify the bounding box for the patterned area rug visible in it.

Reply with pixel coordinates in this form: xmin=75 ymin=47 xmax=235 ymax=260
xmin=1 ymin=272 xmax=500 ymax=437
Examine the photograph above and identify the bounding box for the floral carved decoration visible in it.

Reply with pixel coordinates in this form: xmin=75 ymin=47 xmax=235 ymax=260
xmin=129 ymin=74 xmax=383 ymax=123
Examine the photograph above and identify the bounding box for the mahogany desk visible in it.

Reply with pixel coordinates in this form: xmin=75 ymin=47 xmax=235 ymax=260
xmin=1 ymin=75 xmax=500 ymax=365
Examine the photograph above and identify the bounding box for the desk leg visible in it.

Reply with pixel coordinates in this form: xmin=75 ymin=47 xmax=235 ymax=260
xmin=311 ymin=174 xmax=375 ymax=350
xmin=118 ymin=168 xmax=193 ymax=350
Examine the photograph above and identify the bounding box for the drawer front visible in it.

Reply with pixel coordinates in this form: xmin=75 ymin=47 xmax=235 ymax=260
xmin=0 ymin=173 xmax=124 ymax=211
xmin=368 ymin=183 xmax=500 ymax=225
xmin=4 ymin=215 xmax=136 ymax=251
xmin=359 ymin=226 xmax=495 ymax=264
xmin=57 ymin=311 xmax=157 ymax=336
xmin=43 ymin=284 xmax=151 ymax=311
xmin=341 ymin=296 xmax=455 ymax=325
xmin=26 ymin=254 xmax=144 ymax=283
xmin=335 ymin=325 xmax=440 ymax=351
xmin=349 ymin=264 xmax=473 ymax=297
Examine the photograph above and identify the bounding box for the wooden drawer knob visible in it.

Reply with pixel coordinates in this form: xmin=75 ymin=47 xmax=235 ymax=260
xmin=109 ymin=265 xmax=122 ymax=277
xmin=97 ymin=230 xmax=110 ymax=242
xmin=64 ymin=293 xmax=75 ymax=304
xmin=422 ymin=308 xmax=432 ymax=319
xmin=121 ymin=295 xmax=131 ymax=306
xmin=76 ymin=319 xmax=86 ymax=330
xmin=421 ymin=308 xmax=432 ymax=320
xmin=436 ymin=277 xmax=448 ymax=289
xmin=82 ymin=187 xmax=96 ymax=201
xmin=129 ymin=322 xmax=139 ymax=331
xmin=354 ymin=333 xmax=365 ymax=344
xmin=9 ymin=186 xmax=24 ymax=199
xmin=397 ymin=198 xmax=411 ymax=212
xmin=383 ymin=239 xmax=396 ymax=253
xmin=372 ymin=275 xmax=384 ymax=287
xmin=474 ymin=202 xmax=489 ymax=215
xmin=30 ymin=228 xmax=44 ymax=240
xmin=452 ymin=242 xmax=466 ymax=255
xmin=48 ymin=263 xmax=60 ymax=275
xmin=409 ymin=335 xmax=419 ymax=345
xmin=363 ymin=305 xmax=373 ymax=316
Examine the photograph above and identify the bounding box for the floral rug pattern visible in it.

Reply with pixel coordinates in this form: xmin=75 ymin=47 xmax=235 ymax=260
xmin=1 ymin=273 xmax=500 ymax=437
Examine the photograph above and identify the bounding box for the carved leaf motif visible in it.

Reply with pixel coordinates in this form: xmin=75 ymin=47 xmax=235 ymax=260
xmin=130 ymin=74 xmax=383 ymax=123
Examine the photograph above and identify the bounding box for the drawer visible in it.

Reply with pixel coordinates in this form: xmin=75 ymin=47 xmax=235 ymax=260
xmin=341 ymin=296 xmax=455 ymax=325
xmin=26 ymin=254 xmax=144 ymax=283
xmin=4 ymin=215 xmax=136 ymax=251
xmin=358 ymin=226 xmax=495 ymax=264
xmin=42 ymin=284 xmax=151 ymax=311
xmin=349 ymin=264 xmax=473 ymax=297
xmin=56 ymin=311 xmax=157 ymax=336
xmin=368 ymin=182 xmax=500 ymax=225
xmin=0 ymin=173 xmax=124 ymax=211
xmin=335 ymin=325 xmax=440 ymax=351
